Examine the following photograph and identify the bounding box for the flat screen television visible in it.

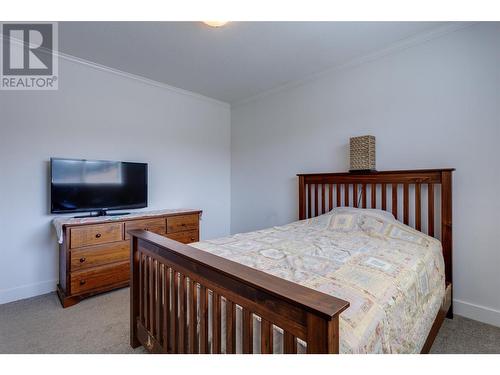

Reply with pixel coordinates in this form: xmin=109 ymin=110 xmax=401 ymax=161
xmin=50 ymin=158 xmax=148 ymax=216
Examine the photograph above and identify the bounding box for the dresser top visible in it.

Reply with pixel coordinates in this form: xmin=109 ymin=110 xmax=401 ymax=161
xmin=52 ymin=208 xmax=201 ymax=244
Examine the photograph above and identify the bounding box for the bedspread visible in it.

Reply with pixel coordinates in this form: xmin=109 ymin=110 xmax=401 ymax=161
xmin=191 ymin=207 xmax=445 ymax=353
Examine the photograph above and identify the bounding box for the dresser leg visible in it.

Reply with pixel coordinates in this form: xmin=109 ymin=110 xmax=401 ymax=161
xmin=57 ymin=284 xmax=81 ymax=308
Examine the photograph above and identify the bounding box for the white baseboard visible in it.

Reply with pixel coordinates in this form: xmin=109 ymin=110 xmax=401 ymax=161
xmin=0 ymin=279 xmax=57 ymax=305
xmin=454 ymin=299 xmax=500 ymax=328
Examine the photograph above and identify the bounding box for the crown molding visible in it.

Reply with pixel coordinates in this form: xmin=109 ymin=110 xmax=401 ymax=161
xmin=0 ymin=31 xmax=229 ymax=108
xmin=56 ymin=51 xmax=230 ymax=108
xmin=232 ymin=22 xmax=477 ymax=107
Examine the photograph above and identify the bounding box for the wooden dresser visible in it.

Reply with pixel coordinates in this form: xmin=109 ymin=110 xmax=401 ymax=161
xmin=56 ymin=209 xmax=201 ymax=308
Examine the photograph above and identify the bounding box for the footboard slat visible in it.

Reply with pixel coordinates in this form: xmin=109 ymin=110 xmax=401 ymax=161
xmin=199 ymin=285 xmax=208 ymax=353
xmin=226 ymin=299 xmax=236 ymax=354
xmin=138 ymin=253 xmax=143 ymax=324
xmin=261 ymin=319 xmax=273 ymax=354
xmin=242 ymin=309 xmax=253 ymax=354
xmin=144 ymin=255 xmax=149 ymax=330
xmin=189 ymin=279 xmax=197 ymax=354
xmin=155 ymin=261 xmax=161 ymax=342
xmin=284 ymin=332 xmax=297 ymax=354
xmin=183 ymin=277 xmax=189 ymax=352
xmin=162 ymin=265 xmax=170 ymax=352
xmin=130 ymin=231 xmax=349 ymax=355
xmin=156 ymin=263 xmax=161 ymax=343
xmin=172 ymin=271 xmax=179 ymax=353
xmin=212 ymin=292 xmax=221 ymax=354
xmin=178 ymin=273 xmax=186 ymax=353
xmin=149 ymin=257 xmax=154 ymax=334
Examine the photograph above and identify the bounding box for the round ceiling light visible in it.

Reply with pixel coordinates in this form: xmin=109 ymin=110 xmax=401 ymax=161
xmin=203 ymin=21 xmax=229 ymax=28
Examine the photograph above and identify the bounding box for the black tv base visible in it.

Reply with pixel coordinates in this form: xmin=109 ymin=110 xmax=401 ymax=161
xmin=74 ymin=210 xmax=130 ymax=218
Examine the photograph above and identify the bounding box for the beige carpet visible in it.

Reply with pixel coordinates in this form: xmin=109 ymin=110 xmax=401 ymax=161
xmin=1 ymin=288 xmax=499 ymax=354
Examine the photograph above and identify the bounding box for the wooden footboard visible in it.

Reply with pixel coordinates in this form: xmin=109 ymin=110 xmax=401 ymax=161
xmin=129 ymin=230 xmax=349 ymax=354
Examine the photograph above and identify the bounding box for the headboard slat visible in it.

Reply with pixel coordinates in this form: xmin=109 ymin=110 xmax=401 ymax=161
xmin=314 ymin=184 xmax=319 ymax=217
xmin=353 ymin=184 xmax=358 ymax=208
xmin=403 ymin=183 xmax=410 ymax=225
xmin=321 ymin=185 xmax=326 ymax=214
xmin=361 ymin=183 xmax=367 ymax=208
xmin=428 ymin=183 xmax=435 ymax=237
xmin=392 ymin=183 xmax=398 ymax=219
xmin=308 ymin=183 xmax=312 ymax=219
xmin=415 ymin=183 xmax=422 ymax=231
xmin=381 ymin=183 xmax=387 ymax=210
xmin=371 ymin=183 xmax=376 ymax=209
xmin=329 ymin=184 xmax=333 ymax=211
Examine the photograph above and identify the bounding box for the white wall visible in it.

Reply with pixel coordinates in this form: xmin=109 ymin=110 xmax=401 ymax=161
xmin=231 ymin=23 xmax=500 ymax=326
xmin=0 ymin=56 xmax=231 ymax=304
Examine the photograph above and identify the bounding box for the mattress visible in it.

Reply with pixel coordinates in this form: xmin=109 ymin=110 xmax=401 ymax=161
xmin=191 ymin=207 xmax=445 ymax=353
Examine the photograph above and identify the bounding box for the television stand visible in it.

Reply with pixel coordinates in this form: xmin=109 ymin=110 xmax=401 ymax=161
xmin=74 ymin=210 xmax=130 ymax=219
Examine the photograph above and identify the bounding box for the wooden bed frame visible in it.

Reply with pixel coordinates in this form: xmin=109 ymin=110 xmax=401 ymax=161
xmin=129 ymin=168 xmax=454 ymax=354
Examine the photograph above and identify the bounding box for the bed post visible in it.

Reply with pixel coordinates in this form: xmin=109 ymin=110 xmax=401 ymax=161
xmin=298 ymin=175 xmax=306 ymax=220
xmin=130 ymin=236 xmax=141 ymax=348
xmin=441 ymin=170 xmax=453 ymax=318
xmin=306 ymin=313 xmax=340 ymax=353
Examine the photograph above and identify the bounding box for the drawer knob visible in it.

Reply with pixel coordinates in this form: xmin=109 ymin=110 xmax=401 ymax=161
xmin=181 ymin=223 xmax=186 ymax=226
xmin=79 ymin=257 xmax=86 ymax=263
xmin=190 ymin=238 xmax=195 ymax=241
xmin=80 ymin=280 xmax=86 ymax=286
xmin=95 ymin=233 xmax=102 ymax=238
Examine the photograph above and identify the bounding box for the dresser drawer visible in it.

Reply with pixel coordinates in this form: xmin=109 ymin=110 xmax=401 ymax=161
xmin=70 ymin=261 xmax=129 ymax=295
xmin=124 ymin=218 xmax=166 ymax=240
xmin=70 ymin=223 xmax=123 ymax=249
xmin=166 ymin=230 xmax=199 ymax=244
xmin=70 ymin=241 xmax=129 ymax=271
xmin=166 ymin=214 xmax=199 ymax=233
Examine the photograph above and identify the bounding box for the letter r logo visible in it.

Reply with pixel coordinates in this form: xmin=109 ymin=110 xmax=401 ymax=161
xmin=2 ymin=23 xmax=53 ymax=75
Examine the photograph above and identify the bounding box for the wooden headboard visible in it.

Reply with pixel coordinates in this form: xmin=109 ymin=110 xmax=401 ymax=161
xmin=297 ymin=169 xmax=454 ymax=290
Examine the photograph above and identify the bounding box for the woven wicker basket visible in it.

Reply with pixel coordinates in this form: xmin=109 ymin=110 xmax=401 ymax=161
xmin=349 ymin=135 xmax=376 ymax=171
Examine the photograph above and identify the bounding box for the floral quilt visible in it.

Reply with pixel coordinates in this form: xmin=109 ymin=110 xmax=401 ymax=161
xmin=191 ymin=207 xmax=445 ymax=353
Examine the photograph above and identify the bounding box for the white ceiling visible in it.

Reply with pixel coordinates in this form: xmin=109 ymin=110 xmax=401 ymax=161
xmin=59 ymin=22 xmax=451 ymax=104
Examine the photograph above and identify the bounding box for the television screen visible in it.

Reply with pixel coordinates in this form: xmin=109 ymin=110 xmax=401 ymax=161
xmin=50 ymin=158 xmax=148 ymax=214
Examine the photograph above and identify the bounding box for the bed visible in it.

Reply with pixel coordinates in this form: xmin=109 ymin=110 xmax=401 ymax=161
xmin=129 ymin=169 xmax=454 ymax=354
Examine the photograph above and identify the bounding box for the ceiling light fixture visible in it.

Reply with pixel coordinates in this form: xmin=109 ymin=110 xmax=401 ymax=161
xmin=203 ymin=21 xmax=229 ymax=28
